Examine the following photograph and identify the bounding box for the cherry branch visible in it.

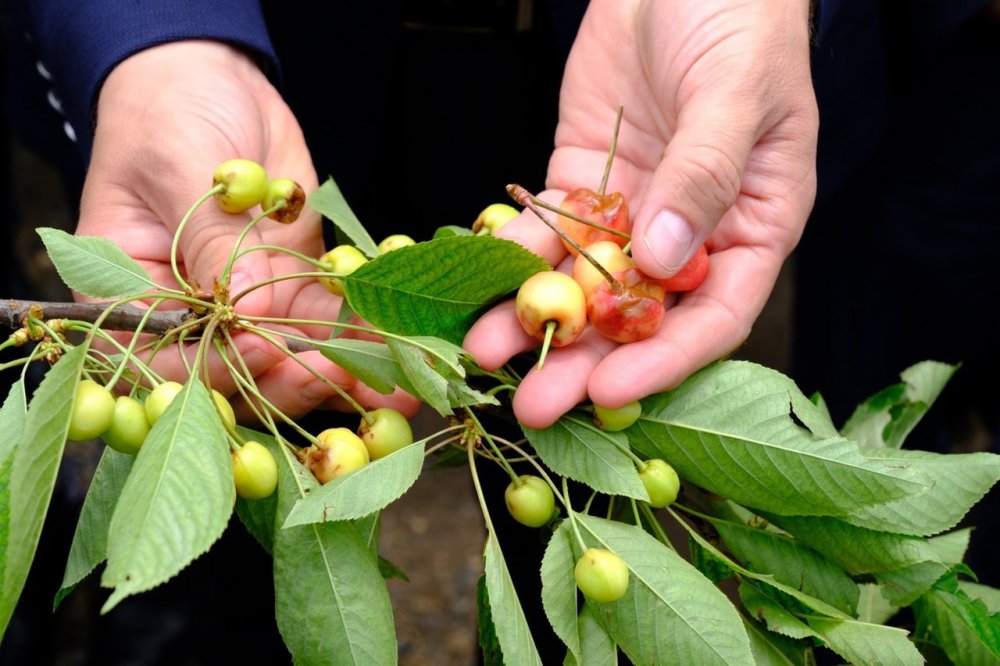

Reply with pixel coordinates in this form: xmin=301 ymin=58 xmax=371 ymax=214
xmin=0 ymin=299 xmax=314 ymax=353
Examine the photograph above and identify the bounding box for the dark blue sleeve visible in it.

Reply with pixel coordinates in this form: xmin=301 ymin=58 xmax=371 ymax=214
xmin=16 ymin=0 xmax=279 ymax=159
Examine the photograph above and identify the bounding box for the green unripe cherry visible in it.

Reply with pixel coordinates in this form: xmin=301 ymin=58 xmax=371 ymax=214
xmin=67 ymin=379 xmax=116 ymax=442
xmin=262 ymin=177 xmax=305 ymax=224
xmin=377 ymin=234 xmax=415 ymax=253
xmin=358 ymin=408 xmax=413 ymax=460
xmin=504 ymin=475 xmax=556 ymax=528
xmin=592 ymin=400 xmax=642 ymax=432
xmin=212 ymin=158 xmax=269 ymax=213
xmin=472 ymin=203 xmax=519 ymax=235
xmin=211 ymin=389 xmax=236 ymax=431
xmin=100 ymin=395 xmax=151 ymax=454
xmin=308 ymin=427 xmax=370 ymax=483
xmin=144 ymin=381 xmax=184 ymax=425
xmin=574 ymin=548 xmax=630 ymax=603
xmin=232 ymin=440 xmax=278 ymax=500
xmin=639 ymin=459 xmax=680 ymax=508
xmin=318 ymin=245 xmax=368 ymax=297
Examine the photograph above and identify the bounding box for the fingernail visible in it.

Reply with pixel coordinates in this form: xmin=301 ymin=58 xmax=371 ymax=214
xmin=642 ymin=210 xmax=696 ymax=274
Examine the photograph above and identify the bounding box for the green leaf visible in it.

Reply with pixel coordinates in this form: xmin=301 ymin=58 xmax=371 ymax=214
xmin=0 ymin=379 xmax=26 ymax=465
xmin=578 ymin=515 xmax=754 ymax=666
xmin=484 ymin=533 xmax=544 ymax=666
xmin=377 ymin=555 xmax=409 ymax=582
xmin=55 ymin=447 xmax=134 ymax=609
xmin=564 ymin=605 xmax=618 ymax=666
xmin=541 ymin=521 xmax=583 ymax=661
xmin=235 ymin=494 xmax=277 ymax=555
xmin=874 ymin=560 xmax=950 ymax=606
xmin=842 ymin=361 xmax=957 ymax=449
xmin=477 ymin=574 xmax=504 ymax=666
xmin=282 ymin=440 xmax=425 ymax=527
xmin=628 ymin=362 xmax=931 ymax=522
xmin=845 ymin=448 xmax=1000 ymax=536
xmin=37 ymin=227 xmax=157 ymax=298
xmin=434 ymin=225 xmax=474 ymax=239
xmin=929 ymin=528 xmax=972 ymax=565
xmin=712 ymin=516 xmax=859 ymax=615
xmin=764 ymin=513 xmax=941 ymax=575
xmin=272 ymin=438 xmax=398 ymax=665
xmin=739 ymin=581 xmax=816 ymax=640
xmin=0 ymin=456 xmax=13 ymax=593
xmin=743 ymin=616 xmax=811 ymax=666
xmin=343 ymin=235 xmax=549 ymax=345
xmin=688 ymin=536 xmax=736 ymax=585
xmin=386 ymin=339 xmax=451 ymax=415
xmin=856 ymin=583 xmax=900 ymax=625
xmin=961 ymin=582 xmax=1000 ymax=615
xmin=914 ymin=574 xmax=1000 ymax=666
xmin=522 ymin=415 xmax=648 ymax=501
xmin=807 ymin=617 xmax=924 ymax=666
xmin=308 ymin=178 xmax=379 ymax=257
xmin=313 ymin=337 xmax=411 ymax=395
xmin=101 ymin=379 xmax=233 ymax=611
xmin=0 ymin=344 xmax=86 ymax=635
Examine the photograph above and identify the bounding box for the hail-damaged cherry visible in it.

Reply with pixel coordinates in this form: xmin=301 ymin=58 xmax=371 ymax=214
xmin=660 ymin=245 xmax=709 ymax=293
xmin=587 ymin=268 xmax=666 ymax=343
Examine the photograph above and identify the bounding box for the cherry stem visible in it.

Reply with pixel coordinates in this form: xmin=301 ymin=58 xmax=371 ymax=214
xmin=598 ymin=106 xmax=624 ymax=197
xmin=537 ymin=321 xmax=556 ymax=370
xmin=105 ymin=298 xmax=165 ymax=389
xmin=528 ymin=196 xmax=630 ymax=240
xmin=219 ymin=202 xmax=285 ymax=290
xmin=171 ymin=184 xmax=224 ymax=294
xmin=562 ymin=477 xmax=590 ymax=553
xmin=639 ymin=503 xmax=677 ymax=552
xmin=507 ymin=184 xmax=621 ymax=289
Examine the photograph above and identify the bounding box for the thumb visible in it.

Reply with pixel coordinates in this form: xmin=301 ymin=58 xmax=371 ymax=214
xmin=630 ymin=98 xmax=755 ymax=279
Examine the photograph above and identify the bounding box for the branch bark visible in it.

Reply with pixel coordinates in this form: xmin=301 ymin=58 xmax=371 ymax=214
xmin=0 ymin=299 xmax=314 ymax=352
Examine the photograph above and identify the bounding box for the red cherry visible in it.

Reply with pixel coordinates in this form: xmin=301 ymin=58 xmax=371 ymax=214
xmin=587 ymin=268 xmax=666 ymax=343
xmin=660 ymin=245 xmax=709 ymax=292
xmin=557 ymin=188 xmax=630 ymax=256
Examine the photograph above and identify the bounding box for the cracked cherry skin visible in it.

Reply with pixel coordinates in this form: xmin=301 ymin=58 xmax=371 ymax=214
xmin=557 ymin=188 xmax=631 ymax=256
xmin=587 ymin=268 xmax=666 ymax=343
xmin=515 ymin=271 xmax=588 ymax=347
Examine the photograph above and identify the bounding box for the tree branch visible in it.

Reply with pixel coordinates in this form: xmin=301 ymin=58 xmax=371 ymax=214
xmin=0 ymin=299 xmax=315 ymax=353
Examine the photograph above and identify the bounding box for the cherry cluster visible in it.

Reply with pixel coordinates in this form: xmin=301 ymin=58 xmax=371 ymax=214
xmin=515 ymin=185 xmax=710 ymax=354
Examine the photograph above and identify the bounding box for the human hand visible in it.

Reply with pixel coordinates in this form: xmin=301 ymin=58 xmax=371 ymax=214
xmin=465 ymin=0 xmax=818 ymax=427
xmin=77 ymin=40 xmax=419 ymax=420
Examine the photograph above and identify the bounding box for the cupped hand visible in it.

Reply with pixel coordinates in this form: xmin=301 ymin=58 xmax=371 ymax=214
xmin=465 ymin=0 xmax=818 ymax=427
xmin=78 ymin=40 xmax=418 ymax=419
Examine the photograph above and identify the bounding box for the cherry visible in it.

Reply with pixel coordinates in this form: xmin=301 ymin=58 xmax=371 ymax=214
xmin=504 ymin=475 xmax=555 ymax=528
xmin=515 ymin=271 xmax=587 ymax=348
xmin=262 ymin=177 xmax=305 ymax=224
xmin=307 ymin=427 xmax=370 ymax=484
xmin=587 ymin=268 xmax=666 ymax=343
xmin=67 ymin=379 xmax=116 ymax=442
xmin=639 ymin=459 xmax=680 ymax=508
xmin=100 ymin=395 xmax=151 ymax=454
xmin=572 ymin=241 xmax=635 ymax=297
xmin=377 ymin=234 xmax=415 ymax=254
xmin=232 ymin=440 xmax=278 ymax=500
xmin=358 ymin=407 xmax=413 ymax=460
xmin=212 ymin=158 xmax=269 ymax=213
xmin=557 ymin=188 xmax=630 ymax=256
xmin=660 ymin=245 xmax=709 ymax=293
xmin=592 ymin=400 xmax=641 ymax=432
xmin=574 ymin=548 xmax=630 ymax=603
xmin=318 ymin=245 xmax=368 ymax=297
xmin=472 ymin=203 xmax=519 ymax=235
xmin=211 ymin=389 xmax=236 ymax=432
xmin=144 ymin=381 xmax=184 ymax=425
